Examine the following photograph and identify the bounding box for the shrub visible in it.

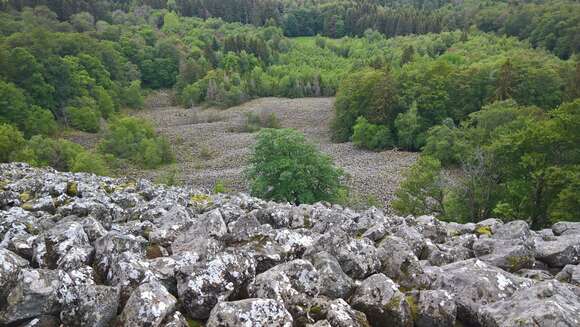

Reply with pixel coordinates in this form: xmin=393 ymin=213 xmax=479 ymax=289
xmin=392 ymin=156 xmax=446 ymax=216
xmin=66 ymin=97 xmax=101 ymax=133
xmin=246 ymin=128 xmax=345 ymax=204
xmin=122 ymin=80 xmax=145 ymax=109
xmin=70 ymin=151 xmax=109 ymax=175
xmin=99 ymin=116 xmax=173 ymax=168
xmin=13 ymin=136 xmax=108 ymax=174
xmin=0 ymin=123 xmax=25 ymax=162
xmin=422 ymin=120 xmax=466 ymax=166
xmin=352 ymin=116 xmax=394 ymax=150
xmin=241 ymin=111 xmax=281 ymax=133
xmin=23 ymin=106 xmax=58 ymax=137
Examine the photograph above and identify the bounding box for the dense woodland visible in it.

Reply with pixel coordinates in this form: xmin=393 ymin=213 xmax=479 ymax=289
xmin=0 ymin=0 xmax=579 ymax=227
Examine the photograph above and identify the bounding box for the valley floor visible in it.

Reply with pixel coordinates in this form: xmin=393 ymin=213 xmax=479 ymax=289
xmin=69 ymin=93 xmax=419 ymax=209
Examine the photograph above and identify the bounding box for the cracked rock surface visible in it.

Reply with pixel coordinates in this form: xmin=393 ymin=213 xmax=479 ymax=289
xmin=1 ymin=163 xmax=579 ymax=326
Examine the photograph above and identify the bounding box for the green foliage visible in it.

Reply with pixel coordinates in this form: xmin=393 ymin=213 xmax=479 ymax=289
xmin=247 ymin=128 xmax=345 ymax=204
xmin=394 ymin=103 xmax=424 ymax=151
xmin=332 ymin=69 xmax=401 ymax=142
xmin=0 ymin=123 xmax=25 ymax=162
xmin=392 ymin=156 xmax=446 ymax=216
xmin=70 ymin=151 xmax=109 ymax=175
xmin=13 ymin=135 xmax=108 ymax=175
xmin=241 ymin=111 xmax=281 ymax=133
xmin=66 ymin=98 xmax=101 ymax=133
xmin=99 ymin=117 xmax=174 ymax=168
xmin=352 ymin=117 xmax=394 ymax=151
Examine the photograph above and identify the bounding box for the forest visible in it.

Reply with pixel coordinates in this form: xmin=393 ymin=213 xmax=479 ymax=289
xmin=0 ymin=0 xmax=579 ymax=227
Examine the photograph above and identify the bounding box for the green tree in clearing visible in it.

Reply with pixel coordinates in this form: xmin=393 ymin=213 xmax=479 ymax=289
xmin=247 ymin=128 xmax=345 ymax=204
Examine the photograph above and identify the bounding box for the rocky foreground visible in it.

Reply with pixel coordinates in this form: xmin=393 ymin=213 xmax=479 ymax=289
xmin=1 ymin=163 xmax=579 ymax=327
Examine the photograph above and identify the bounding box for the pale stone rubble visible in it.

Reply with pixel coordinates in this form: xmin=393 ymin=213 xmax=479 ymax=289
xmin=0 ymin=163 xmax=579 ymax=327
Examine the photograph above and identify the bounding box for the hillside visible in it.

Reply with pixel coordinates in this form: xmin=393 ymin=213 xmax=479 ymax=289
xmin=1 ymin=163 xmax=580 ymax=326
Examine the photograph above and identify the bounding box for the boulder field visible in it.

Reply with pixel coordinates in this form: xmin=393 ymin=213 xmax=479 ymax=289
xmin=1 ymin=163 xmax=579 ymax=327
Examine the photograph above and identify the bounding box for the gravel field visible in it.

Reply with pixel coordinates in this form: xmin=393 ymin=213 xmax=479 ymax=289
xmin=67 ymin=92 xmax=419 ymax=209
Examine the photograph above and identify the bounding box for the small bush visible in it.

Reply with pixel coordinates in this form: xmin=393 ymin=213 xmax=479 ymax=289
xmin=0 ymin=123 xmax=25 ymax=162
xmin=70 ymin=151 xmax=109 ymax=175
xmin=66 ymin=97 xmax=101 ymax=133
xmin=246 ymin=128 xmax=345 ymax=204
xmin=352 ymin=116 xmax=394 ymax=150
xmin=240 ymin=111 xmax=281 ymax=133
xmin=99 ymin=116 xmax=173 ymax=168
xmin=23 ymin=106 xmax=58 ymax=137
xmin=392 ymin=155 xmax=446 ymax=216
xmin=13 ymin=135 xmax=108 ymax=174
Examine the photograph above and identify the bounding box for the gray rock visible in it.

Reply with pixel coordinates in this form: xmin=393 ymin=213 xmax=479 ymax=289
xmin=478 ymin=280 xmax=580 ymax=327
xmin=305 ymin=229 xmax=380 ymax=279
xmin=160 ymin=311 xmax=189 ymax=327
xmin=492 ymin=220 xmax=531 ymax=241
xmin=249 ymin=259 xmax=319 ymax=320
xmin=34 ymin=221 xmax=92 ymax=270
xmin=555 ymin=264 xmax=580 ymax=286
xmin=415 ymin=215 xmax=448 ymax=243
xmin=94 ymin=232 xmax=147 ymax=277
xmin=476 ymin=219 xmax=503 ymax=234
xmin=472 ymin=238 xmax=535 ymax=272
xmin=60 ymin=284 xmax=120 ymax=327
xmin=0 ymin=269 xmax=70 ymax=324
xmin=415 ymin=290 xmax=456 ymax=327
xmin=16 ymin=315 xmax=60 ymax=327
xmin=350 ymin=273 xmax=413 ymax=327
xmin=326 ymin=298 xmax=370 ymax=327
xmin=206 ymin=298 xmax=293 ymax=327
xmin=177 ymin=250 xmax=256 ymax=319
xmin=119 ymin=281 xmax=177 ymax=327
xmin=516 ymin=269 xmax=554 ymax=281
xmin=307 ymin=251 xmax=353 ymax=299
xmin=552 ymin=221 xmax=580 ymax=236
xmin=80 ymin=216 xmax=107 ymax=242
xmin=0 ymin=248 xmax=29 ymax=305
xmin=446 ymin=222 xmax=476 ymax=236
xmin=432 ymin=259 xmax=534 ymax=325
xmin=388 ymin=223 xmax=425 ymax=257
xmin=148 ymin=206 xmax=193 ymax=246
xmin=534 ymin=234 xmax=580 ymax=267
xmin=376 ymin=236 xmax=419 ymax=282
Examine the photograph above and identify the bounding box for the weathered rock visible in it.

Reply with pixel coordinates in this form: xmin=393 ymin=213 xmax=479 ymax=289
xmin=177 ymin=250 xmax=256 ymax=319
xmin=415 ymin=215 xmax=448 ymax=244
xmin=534 ymin=234 xmax=580 ymax=267
xmin=326 ymin=298 xmax=370 ymax=327
xmin=414 ymin=290 xmax=456 ymax=327
xmin=304 ymin=228 xmax=380 ymax=279
xmin=0 ymin=269 xmax=69 ymax=324
xmin=60 ymin=284 xmax=120 ymax=327
xmin=249 ymin=259 xmax=319 ymax=321
xmin=478 ymin=280 xmax=580 ymax=327
xmin=350 ymin=273 xmax=413 ymax=327
xmin=388 ymin=223 xmax=426 ymax=257
xmin=160 ymin=311 xmax=189 ymax=327
xmin=147 ymin=206 xmax=193 ymax=246
xmin=16 ymin=315 xmax=60 ymax=327
xmin=93 ymin=232 xmax=147 ymax=277
xmin=555 ymin=264 xmax=580 ymax=286
xmin=376 ymin=236 xmax=419 ymax=282
xmin=552 ymin=221 xmax=580 ymax=236
xmin=119 ymin=281 xmax=177 ymax=327
xmin=472 ymin=238 xmax=535 ymax=272
xmin=492 ymin=220 xmax=531 ymax=241
xmin=206 ymin=298 xmax=293 ymax=327
xmin=516 ymin=269 xmax=554 ymax=281
xmin=0 ymin=248 xmax=29 ymax=305
xmin=33 ymin=221 xmax=92 ymax=270
xmin=432 ymin=259 xmax=534 ymax=325
xmin=307 ymin=251 xmax=353 ymax=299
